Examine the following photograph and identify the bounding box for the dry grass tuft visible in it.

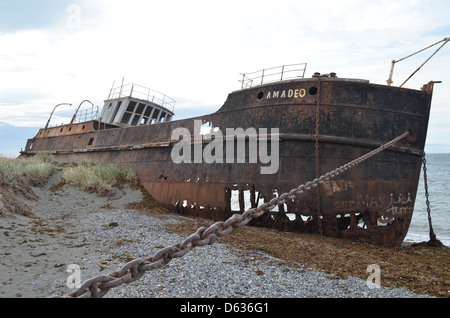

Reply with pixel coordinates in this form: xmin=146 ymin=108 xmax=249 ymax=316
xmin=0 ymin=153 xmax=56 ymax=218
xmin=0 ymin=154 xmax=138 ymax=217
xmin=62 ymin=161 xmax=138 ymax=196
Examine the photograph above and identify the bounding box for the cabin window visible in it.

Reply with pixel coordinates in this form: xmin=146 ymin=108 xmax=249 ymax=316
xmin=257 ymin=92 xmax=264 ymax=99
xmin=126 ymin=101 xmax=137 ymax=112
xmin=121 ymin=112 xmax=131 ymax=124
xmin=88 ymin=138 xmax=94 ymax=145
xmin=131 ymin=115 xmax=139 ymax=126
xmin=121 ymin=101 xmax=137 ymax=124
xmin=155 ymin=109 xmax=161 ymax=122
xmin=128 ymin=103 xmax=145 ymax=126
xmin=139 ymin=106 xmax=152 ymax=125
xmin=144 ymin=106 xmax=152 ymax=117
xmin=136 ymin=103 xmax=145 ymax=114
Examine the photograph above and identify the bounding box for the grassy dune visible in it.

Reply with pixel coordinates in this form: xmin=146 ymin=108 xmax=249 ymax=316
xmin=61 ymin=161 xmax=138 ymax=196
xmin=0 ymin=153 xmax=55 ymax=187
xmin=0 ymin=154 xmax=137 ymax=217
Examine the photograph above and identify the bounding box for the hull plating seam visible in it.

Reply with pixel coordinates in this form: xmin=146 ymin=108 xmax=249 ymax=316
xmin=23 ymin=134 xmax=422 ymax=156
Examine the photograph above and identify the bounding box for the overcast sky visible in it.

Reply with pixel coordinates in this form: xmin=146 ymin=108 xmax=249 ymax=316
xmin=0 ymin=0 xmax=449 ymax=156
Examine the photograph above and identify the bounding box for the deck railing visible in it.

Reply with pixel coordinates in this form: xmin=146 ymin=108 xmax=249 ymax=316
xmin=239 ymin=63 xmax=307 ymax=89
xmin=72 ymin=105 xmax=99 ymax=123
xmin=108 ymin=83 xmax=175 ymax=112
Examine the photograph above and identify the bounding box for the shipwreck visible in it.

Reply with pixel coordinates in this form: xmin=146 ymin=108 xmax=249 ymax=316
xmin=21 ymin=38 xmax=449 ymax=247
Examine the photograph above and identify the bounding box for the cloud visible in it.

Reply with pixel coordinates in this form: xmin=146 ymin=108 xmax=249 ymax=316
xmin=0 ymin=87 xmax=50 ymax=104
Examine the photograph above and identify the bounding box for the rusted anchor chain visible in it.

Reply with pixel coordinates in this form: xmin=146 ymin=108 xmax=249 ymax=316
xmin=52 ymin=130 xmax=410 ymax=298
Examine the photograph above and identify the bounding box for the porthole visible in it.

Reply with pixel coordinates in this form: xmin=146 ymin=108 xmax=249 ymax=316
xmin=309 ymin=86 xmax=318 ymax=95
xmin=257 ymin=92 xmax=264 ymax=99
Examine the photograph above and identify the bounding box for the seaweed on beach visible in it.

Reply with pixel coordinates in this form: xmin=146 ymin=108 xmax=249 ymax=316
xmin=163 ymin=212 xmax=450 ymax=298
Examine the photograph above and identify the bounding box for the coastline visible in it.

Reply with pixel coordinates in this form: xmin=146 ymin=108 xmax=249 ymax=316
xmin=0 ymin=173 xmax=448 ymax=298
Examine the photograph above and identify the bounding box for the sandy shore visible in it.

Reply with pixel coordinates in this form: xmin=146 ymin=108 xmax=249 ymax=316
xmin=1 ymin=172 xmax=448 ymax=298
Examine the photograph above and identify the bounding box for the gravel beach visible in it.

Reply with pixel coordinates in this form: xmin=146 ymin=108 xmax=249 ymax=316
xmin=0 ymin=173 xmax=439 ymax=298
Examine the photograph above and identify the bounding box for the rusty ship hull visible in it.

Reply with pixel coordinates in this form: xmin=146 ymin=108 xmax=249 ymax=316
xmin=21 ymin=76 xmax=435 ymax=247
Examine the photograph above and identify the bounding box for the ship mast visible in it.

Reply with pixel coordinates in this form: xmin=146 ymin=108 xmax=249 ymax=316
xmin=387 ymin=37 xmax=449 ymax=87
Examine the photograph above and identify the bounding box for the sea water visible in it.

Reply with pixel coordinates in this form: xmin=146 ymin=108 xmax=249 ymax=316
xmin=405 ymin=153 xmax=450 ymax=246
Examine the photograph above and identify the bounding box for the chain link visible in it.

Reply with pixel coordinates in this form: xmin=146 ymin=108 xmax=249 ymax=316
xmin=422 ymin=152 xmax=437 ymax=243
xmin=52 ymin=130 xmax=410 ymax=298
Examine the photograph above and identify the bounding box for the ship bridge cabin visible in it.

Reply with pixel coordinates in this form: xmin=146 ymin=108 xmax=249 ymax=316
xmin=99 ymin=83 xmax=175 ymax=127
